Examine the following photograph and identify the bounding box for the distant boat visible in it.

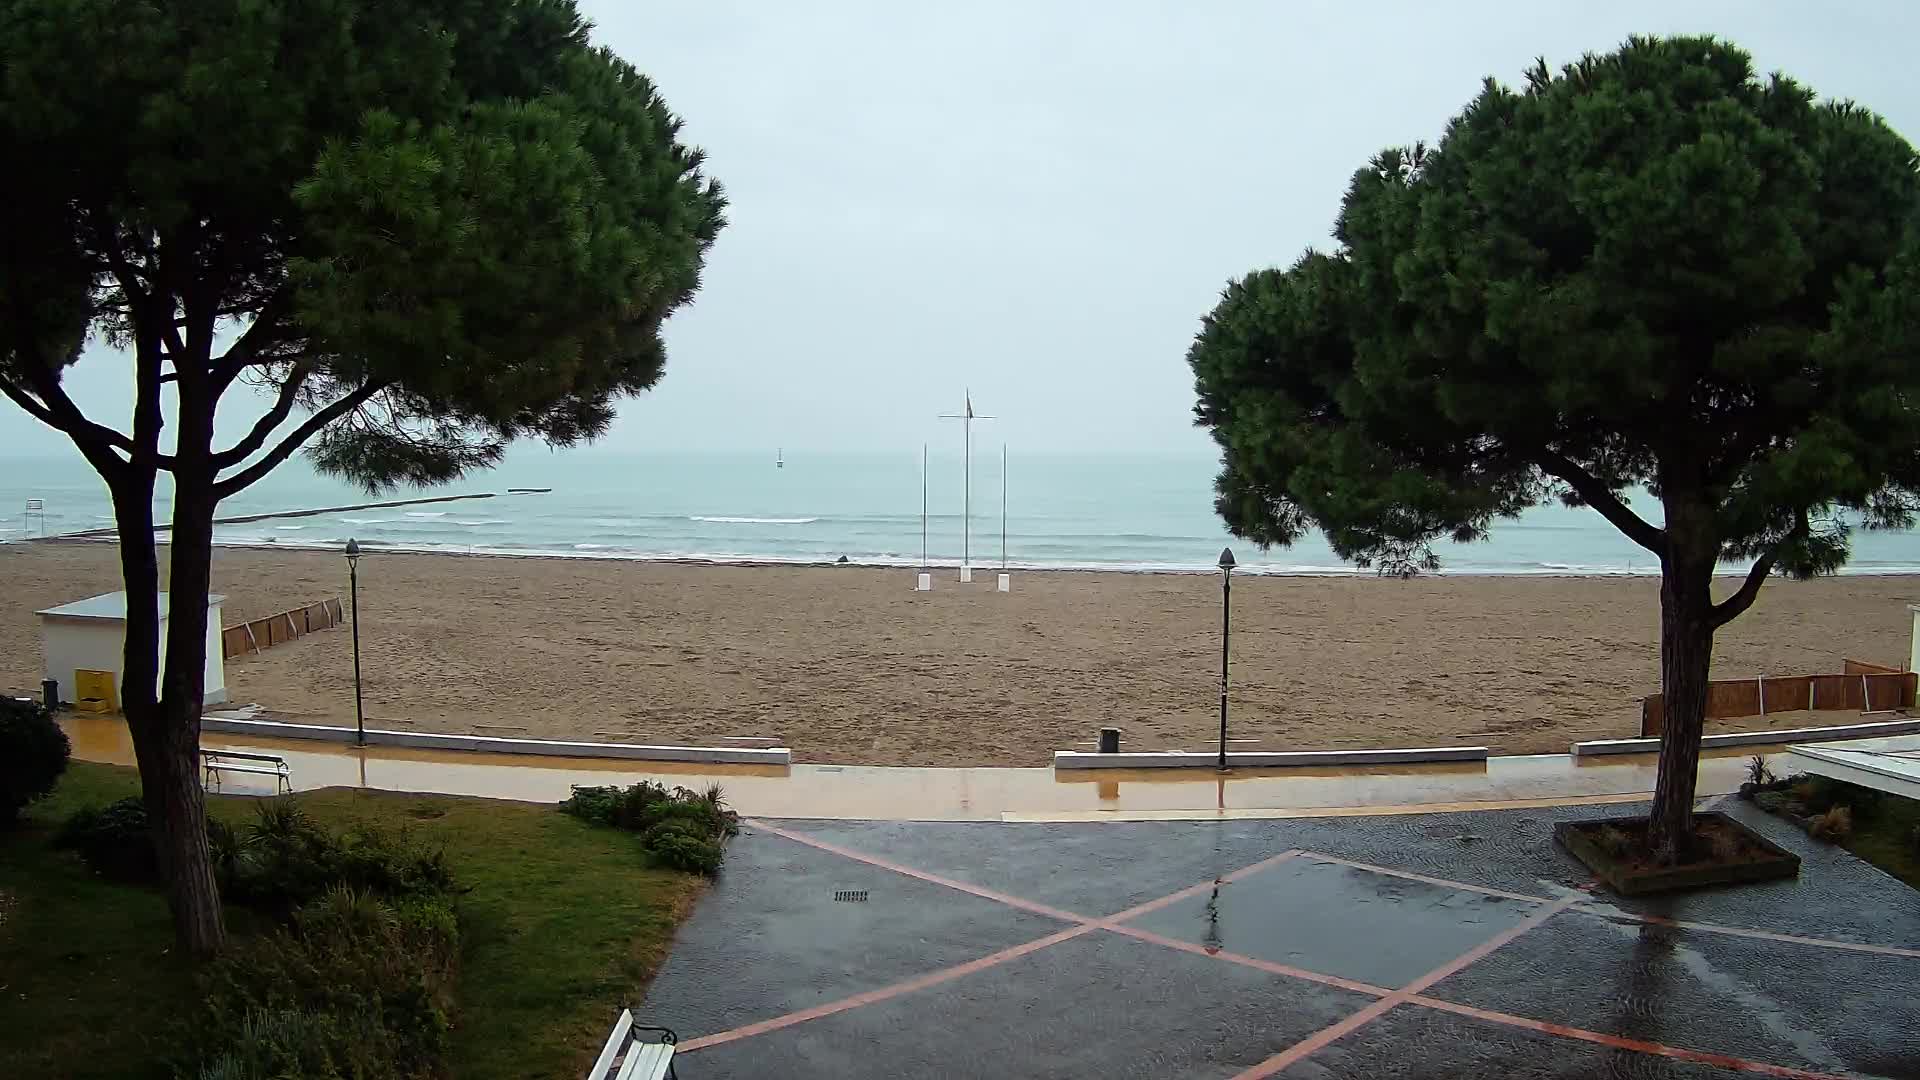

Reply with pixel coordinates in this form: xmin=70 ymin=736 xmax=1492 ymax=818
xmin=508 ymin=488 xmax=551 ymax=494
xmin=776 ymin=448 xmax=784 ymax=469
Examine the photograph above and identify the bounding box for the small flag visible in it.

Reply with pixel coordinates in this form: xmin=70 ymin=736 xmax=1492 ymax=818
xmin=965 ymin=392 xmax=973 ymax=419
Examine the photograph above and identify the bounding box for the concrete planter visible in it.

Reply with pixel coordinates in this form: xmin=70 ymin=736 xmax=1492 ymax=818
xmin=1555 ymin=812 xmax=1800 ymax=895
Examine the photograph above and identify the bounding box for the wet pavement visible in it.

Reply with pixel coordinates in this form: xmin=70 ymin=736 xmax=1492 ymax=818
xmin=65 ymin=713 xmax=1775 ymax=820
xmin=642 ymin=800 xmax=1920 ymax=1079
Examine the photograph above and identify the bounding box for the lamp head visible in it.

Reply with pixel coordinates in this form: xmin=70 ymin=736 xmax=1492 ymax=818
xmin=1217 ymin=547 xmax=1236 ymax=573
xmin=345 ymin=537 xmax=361 ymax=562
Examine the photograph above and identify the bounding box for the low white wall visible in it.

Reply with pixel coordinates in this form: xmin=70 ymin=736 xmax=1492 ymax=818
xmin=1570 ymin=716 xmax=1920 ymax=757
xmin=200 ymin=716 xmax=791 ymax=766
xmin=1052 ymin=746 xmax=1489 ymax=770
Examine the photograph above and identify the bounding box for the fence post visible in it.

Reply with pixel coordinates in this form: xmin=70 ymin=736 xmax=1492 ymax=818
xmin=1756 ymin=676 xmax=1765 ymax=716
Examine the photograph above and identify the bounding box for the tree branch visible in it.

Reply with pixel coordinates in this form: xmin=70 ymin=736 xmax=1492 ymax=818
xmin=212 ymin=381 xmax=387 ymax=499
xmin=1 ymin=377 xmax=132 ymax=480
xmin=1710 ymin=513 xmax=1807 ymax=629
xmin=211 ymin=361 xmax=313 ymax=468
xmin=1534 ymin=449 xmax=1667 ymax=555
xmin=4 ymin=366 xmax=140 ymax=458
xmin=209 ymin=288 xmax=295 ymax=394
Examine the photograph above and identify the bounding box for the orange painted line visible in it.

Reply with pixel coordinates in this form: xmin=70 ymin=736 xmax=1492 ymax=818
xmin=1398 ymin=892 xmax=1585 ymax=996
xmin=713 ymin=824 xmax=1908 ymax=1075
xmin=1097 ymin=850 xmax=1303 ymax=925
xmin=1108 ymin=923 xmax=1394 ymax=998
xmin=676 ymin=923 xmax=1095 ymax=1052
xmin=1576 ymin=907 xmax=1920 ymax=959
xmin=1297 ymin=851 xmax=1553 ymax=904
xmin=1229 ymin=893 xmax=1584 ymax=1079
xmin=747 ymin=819 xmax=1090 ymax=924
xmin=1229 ymin=997 xmax=1400 ymax=1078
xmin=1408 ymin=997 xmax=1854 ymax=1080
xmin=1303 ymin=851 xmax=1920 ymax=960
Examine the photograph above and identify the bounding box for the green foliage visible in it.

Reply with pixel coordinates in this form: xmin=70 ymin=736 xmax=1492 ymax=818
xmin=190 ymin=886 xmax=460 ymax=1079
xmin=3 ymin=763 xmax=703 ymax=1080
xmin=225 ymin=800 xmax=456 ymax=915
xmin=55 ymin=796 xmax=158 ymax=882
xmin=0 ymin=696 xmax=69 ymax=823
xmin=640 ymin=820 xmax=725 ymax=875
xmin=560 ymin=782 xmax=738 ymax=875
xmin=56 ymin=795 xmax=452 ymax=913
xmin=1190 ymin=35 xmax=1920 ymax=580
xmin=1 ymin=0 xmax=726 ymax=955
xmin=1746 ymin=755 xmax=1777 ymax=788
xmin=0 ymin=0 xmax=726 ymax=490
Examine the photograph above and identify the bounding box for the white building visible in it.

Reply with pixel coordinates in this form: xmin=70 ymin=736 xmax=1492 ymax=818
xmin=37 ymin=591 xmax=227 ymax=708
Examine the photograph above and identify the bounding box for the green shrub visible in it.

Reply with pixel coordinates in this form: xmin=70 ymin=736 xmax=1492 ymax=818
xmin=55 ymin=796 xmax=156 ymax=881
xmin=192 ymin=886 xmax=458 ymax=1079
xmin=224 ymin=800 xmax=456 ymax=914
xmin=643 ymin=822 xmax=725 ymax=875
xmin=0 ymin=696 xmax=70 ymax=823
xmin=195 ymin=1007 xmax=392 ymax=1080
xmin=556 ymin=783 xmax=627 ymax=828
xmin=57 ymin=795 xmax=456 ymax=913
xmin=560 ymin=782 xmax=738 ymax=875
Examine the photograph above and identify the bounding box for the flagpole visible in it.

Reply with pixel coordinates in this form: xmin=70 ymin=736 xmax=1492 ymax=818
xmin=938 ymin=391 xmax=991 ymax=583
xmin=921 ymin=442 xmax=928 ymax=570
xmin=1001 ymin=442 xmax=1007 ymax=569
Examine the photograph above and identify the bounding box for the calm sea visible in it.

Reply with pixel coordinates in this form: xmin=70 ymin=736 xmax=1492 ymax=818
xmin=4 ymin=449 xmax=1920 ymax=576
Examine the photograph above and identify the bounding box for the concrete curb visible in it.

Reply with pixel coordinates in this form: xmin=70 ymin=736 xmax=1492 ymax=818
xmin=1051 ymin=746 xmax=1489 ymax=770
xmin=200 ymin=715 xmax=792 ymax=766
xmin=1569 ymin=716 xmax=1920 ymax=757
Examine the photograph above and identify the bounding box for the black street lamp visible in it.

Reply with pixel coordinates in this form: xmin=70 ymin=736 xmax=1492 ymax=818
xmin=1217 ymin=546 xmax=1235 ymax=770
xmin=345 ymin=538 xmax=365 ymax=747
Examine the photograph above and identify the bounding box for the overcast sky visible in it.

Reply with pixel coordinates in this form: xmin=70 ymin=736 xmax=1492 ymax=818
xmin=5 ymin=0 xmax=1918 ymax=460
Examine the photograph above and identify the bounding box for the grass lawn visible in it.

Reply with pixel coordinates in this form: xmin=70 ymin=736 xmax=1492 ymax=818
xmin=0 ymin=762 xmax=706 ymax=1079
xmin=1833 ymin=783 xmax=1920 ymax=890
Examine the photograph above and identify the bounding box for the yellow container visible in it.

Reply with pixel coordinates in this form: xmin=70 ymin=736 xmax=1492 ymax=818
xmin=73 ymin=669 xmax=117 ymax=713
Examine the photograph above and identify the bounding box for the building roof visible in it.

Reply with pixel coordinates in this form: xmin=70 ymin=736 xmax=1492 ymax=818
xmin=36 ymin=591 xmax=227 ymax=621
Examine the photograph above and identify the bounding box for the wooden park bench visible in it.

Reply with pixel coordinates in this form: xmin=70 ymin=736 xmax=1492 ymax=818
xmin=200 ymin=748 xmax=292 ymax=795
xmin=587 ymin=1008 xmax=677 ymax=1080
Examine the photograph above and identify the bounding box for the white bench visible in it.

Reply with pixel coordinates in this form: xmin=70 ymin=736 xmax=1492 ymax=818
xmin=587 ymin=1008 xmax=677 ymax=1080
xmin=201 ymin=748 xmax=291 ymax=794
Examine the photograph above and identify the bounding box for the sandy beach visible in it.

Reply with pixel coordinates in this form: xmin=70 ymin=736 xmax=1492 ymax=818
xmin=5 ymin=542 xmax=1917 ymax=766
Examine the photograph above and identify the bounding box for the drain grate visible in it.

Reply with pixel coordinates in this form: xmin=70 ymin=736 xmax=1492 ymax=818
xmin=833 ymin=890 xmax=869 ymax=903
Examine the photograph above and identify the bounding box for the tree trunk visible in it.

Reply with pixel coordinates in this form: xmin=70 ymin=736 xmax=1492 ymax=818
xmin=149 ymin=370 xmax=228 ymax=957
xmin=1648 ymin=501 xmax=1718 ymax=863
xmin=153 ymin=473 xmax=226 ymax=956
xmin=109 ymin=466 xmax=224 ymax=954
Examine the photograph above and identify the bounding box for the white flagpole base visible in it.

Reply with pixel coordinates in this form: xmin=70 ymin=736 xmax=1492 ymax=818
xmin=915 ymin=572 xmax=933 ymax=592
xmin=959 ymin=565 xmax=973 ymax=583
xmin=997 ymin=573 xmax=1011 ymax=593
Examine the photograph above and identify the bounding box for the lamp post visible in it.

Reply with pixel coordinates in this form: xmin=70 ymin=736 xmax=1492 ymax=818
xmin=1217 ymin=547 xmax=1235 ymax=770
xmin=345 ymin=538 xmax=365 ymax=747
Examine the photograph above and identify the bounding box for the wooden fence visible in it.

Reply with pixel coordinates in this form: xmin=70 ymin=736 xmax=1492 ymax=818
xmin=221 ymin=599 xmax=345 ymax=660
xmin=1639 ymin=657 xmax=1916 ymax=736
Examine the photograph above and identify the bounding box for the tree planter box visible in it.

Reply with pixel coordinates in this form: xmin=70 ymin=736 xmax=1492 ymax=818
xmin=1555 ymin=812 xmax=1800 ymax=895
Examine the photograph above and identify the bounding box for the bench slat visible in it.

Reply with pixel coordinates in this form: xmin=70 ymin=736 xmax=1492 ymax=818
xmin=202 ymin=750 xmax=286 ymax=764
xmin=614 ymin=1042 xmax=673 ymax=1080
xmin=586 ymin=1009 xmax=633 ymax=1080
